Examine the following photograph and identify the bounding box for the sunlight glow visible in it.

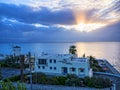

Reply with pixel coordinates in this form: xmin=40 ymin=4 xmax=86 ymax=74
xmin=56 ymin=23 xmax=106 ymax=32
xmin=75 ymin=23 xmax=106 ymax=32
xmin=32 ymin=23 xmax=48 ymax=28
xmin=1 ymin=0 xmax=119 ymax=32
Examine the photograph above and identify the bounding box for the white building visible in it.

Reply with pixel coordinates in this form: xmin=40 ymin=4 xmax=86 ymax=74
xmin=0 ymin=54 xmax=5 ymax=60
xmin=13 ymin=46 xmax=21 ymax=56
xmin=34 ymin=53 xmax=93 ymax=77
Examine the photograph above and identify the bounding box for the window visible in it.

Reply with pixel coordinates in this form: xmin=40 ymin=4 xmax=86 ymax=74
xmin=54 ymin=67 xmax=56 ymax=70
xmin=50 ymin=67 xmax=52 ymax=70
xmin=50 ymin=59 xmax=52 ymax=63
xmin=79 ymin=68 xmax=84 ymax=72
xmin=42 ymin=66 xmax=45 ymax=69
xmin=54 ymin=59 xmax=56 ymax=63
xmin=38 ymin=66 xmax=40 ymax=69
xmin=38 ymin=59 xmax=47 ymax=64
xmin=71 ymin=68 xmax=76 ymax=72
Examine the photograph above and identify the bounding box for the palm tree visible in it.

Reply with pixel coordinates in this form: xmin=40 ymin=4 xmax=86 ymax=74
xmin=69 ymin=45 xmax=77 ymax=55
xmin=83 ymin=53 xmax=86 ymax=58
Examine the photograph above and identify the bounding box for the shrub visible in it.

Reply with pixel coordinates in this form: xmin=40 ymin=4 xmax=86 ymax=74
xmin=0 ymin=81 xmax=26 ymax=90
xmin=32 ymin=72 xmax=47 ymax=84
xmin=55 ymin=76 xmax=67 ymax=85
xmin=66 ymin=74 xmax=78 ymax=79
xmin=45 ymin=77 xmax=59 ymax=85
xmin=84 ymin=77 xmax=112 ymax=88
xmin=4 ymin=75 xmax=20 ymax=82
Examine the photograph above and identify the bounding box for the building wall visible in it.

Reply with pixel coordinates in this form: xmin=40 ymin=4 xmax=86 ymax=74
xmin=13 ymin=47 xmax=21 ymax=56
xmin=34 ymin=55 xmax=91 ymax=77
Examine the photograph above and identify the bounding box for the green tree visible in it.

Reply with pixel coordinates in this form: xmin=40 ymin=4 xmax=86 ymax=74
xmin=83 ymin=53 xmax=86 ymax=58
xmin=0 ymin=64 xmax=2 ymax=80
xmin=20 ymin=55 xmax=25 ymax=82
xmin=69 ymin=45 xmax=77 ymax=55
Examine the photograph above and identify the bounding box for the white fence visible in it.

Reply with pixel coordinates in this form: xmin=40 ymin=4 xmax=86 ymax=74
xmin=26 ymin=84 xmax=113 ymax=90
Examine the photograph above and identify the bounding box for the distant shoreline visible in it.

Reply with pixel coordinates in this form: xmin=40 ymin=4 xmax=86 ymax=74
xmin=0 ymin=41 xmax=120 ymax=44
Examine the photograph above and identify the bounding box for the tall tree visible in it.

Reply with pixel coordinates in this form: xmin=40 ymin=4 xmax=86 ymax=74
xmin=20 ymin=55 xmax=25 ymax=82
xmin=83 ymin=53 xmax=86 ymax=58
xmin=69 ymin=45 xmax=77 ymax=55
xmin=0 ymin=64 xmax=2 ymax=80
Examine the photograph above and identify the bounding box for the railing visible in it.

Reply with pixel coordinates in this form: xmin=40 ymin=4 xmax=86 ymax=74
xmin=36 ymin=62 xmax=48 ymax=66
xmin=26 ymin=84 xmax=113 ymax=90
xmin=94 ymin=72 xmax=120 ymax=78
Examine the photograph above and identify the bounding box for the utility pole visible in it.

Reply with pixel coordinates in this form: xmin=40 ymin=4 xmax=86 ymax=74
xmin=28 ymin=52 xmax=32 ymax=90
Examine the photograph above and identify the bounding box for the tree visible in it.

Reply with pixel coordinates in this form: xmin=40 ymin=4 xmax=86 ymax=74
xmin=20 ymin=55 xmax=25 ymax=82
xmin=69 ymin=45 xmax=77 ymax=55
xmin=83 ymin=53 xmax=86 ymax=58
xmin=0 ymin=64 xmax=2 ymax=81
xmin=88 ymin=56 xmax=96 ymax=67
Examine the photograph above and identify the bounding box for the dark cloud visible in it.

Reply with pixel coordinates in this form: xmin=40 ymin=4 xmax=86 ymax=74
xmin=0 ymin=17 xmax=71 ymax=42
xmin=0 ymin=18 xmax=37 ymax=32
xmin=0 ymin=3 xmax=76 ymax=25
xmin=1 ymin=20 xmax=120 ymax=43
xmin=0 ymin=2 xmax=120 ymax=43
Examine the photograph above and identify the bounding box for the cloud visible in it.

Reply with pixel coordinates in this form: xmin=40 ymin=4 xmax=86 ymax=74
xmin=0 ymin=19 xmax=120 ymax=42
xmin=0 ymin=3 xmax=75 ymax=25
xmin=0 ymin=0 xmax=120 ymax=42
xmin=0 ymin=16 xmax=72 ymax=42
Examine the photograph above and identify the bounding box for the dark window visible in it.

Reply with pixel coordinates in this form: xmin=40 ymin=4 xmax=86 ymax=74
xmin=38 ymin=66 xmax=40 ymax=69
xmin=42 ymin=66 xmax=45 ymax=69
xmin=50 ymin=59 xmax=52 ymax=63
xmin=38 ymin=59 xmax=47 ymax=64
xmin=71 ymin=68 xmax=76 ymax=72
xmin=79 ymin=68 xmax=84 ymax=72
xmin=54 ymin=67 xmax=56 ymax=70
xmin=50 ymin=67 xmax=52 ymax=69
xmin=54 ymin=60 xmax=56 ymax=63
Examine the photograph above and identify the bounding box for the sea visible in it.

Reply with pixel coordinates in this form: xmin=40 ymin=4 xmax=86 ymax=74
xmin=0 ymin=42 xmax=120 ymax=72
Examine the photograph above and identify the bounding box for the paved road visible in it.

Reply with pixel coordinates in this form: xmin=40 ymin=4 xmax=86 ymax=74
xmin=1 ymin=68 xmax=28 ymax=79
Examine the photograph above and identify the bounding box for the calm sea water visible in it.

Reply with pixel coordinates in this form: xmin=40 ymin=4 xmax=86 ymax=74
xmin=0 ymin=42 xmax=120 ymax=72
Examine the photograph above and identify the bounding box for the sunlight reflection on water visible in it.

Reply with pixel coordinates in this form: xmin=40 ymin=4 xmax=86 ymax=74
xmin=0 ymin=42 xmax=120 ymax=72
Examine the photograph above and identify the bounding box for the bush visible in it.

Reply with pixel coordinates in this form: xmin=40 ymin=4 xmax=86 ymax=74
xmin=3 ymin=73 xmax=112 ymax=89
xmin=45 ymin=77 xmax=59 ymax=85
xmin=32 ymin=72 xmax=47 ymax=84
xmin=84 ymin=77 xmax=112 ymax=88
xmin=0 ymin=81 xmax=26 ymax=90
xmin=55 ymin=76 xmax=67 ymax=85
xmin=65 ymin=74 xmax=85 ymax=87
xmin=88 ymin=56 xmax=105 ymax=72
xmin=66 ymin=74 xmax=78 ymax=79
xmin=4 ymin=75 xmax=20 ymax=82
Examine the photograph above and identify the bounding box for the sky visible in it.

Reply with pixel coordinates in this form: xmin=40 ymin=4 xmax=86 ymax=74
xmin=0 ymin=0 xmax=120 ymax=42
